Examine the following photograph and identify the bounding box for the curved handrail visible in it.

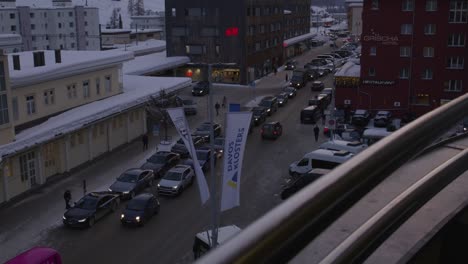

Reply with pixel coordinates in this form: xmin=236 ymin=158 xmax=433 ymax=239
xmin=197 ymin=93 xmax=468 ymax=264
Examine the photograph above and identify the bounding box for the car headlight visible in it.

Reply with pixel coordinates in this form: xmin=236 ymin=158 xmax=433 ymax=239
xmin=267 ymin=109 xmax=271 ymax=112
xmin=192 ymin=90 xmax=195 ymax=93
xmin=63 ymin=216 xmax=66 ymax=220
xmin=255 ymin=118 xmax=259 ymax=121
xmin=121 ymin=214 xmax=125 ymax=219
xmin=219 ymin=150 xmax=223 ymax=153
xmin=122 ymin=191 xmax=130 ymax=194
xmin=136 ymin=216 xmax=140 ymax=222
xmin=199 ymin=91 xmax=203 ymax=93
xmin=173 ymin=186 xmax=179 ymax=189
xmin=78 ymin=218 xmax=87 ymax=223
xmin=157 ymin=184 xmax=160 ymax=187
xmin=108 ymin=188 xmax=113 ymax=192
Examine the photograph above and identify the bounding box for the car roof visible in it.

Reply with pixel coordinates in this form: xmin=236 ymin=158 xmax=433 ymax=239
xmin=313 ymin=81 xmax=323 ymax=84
xmin=124 ymin=168 xmax=144 ymax=174
xmin=170 ymin=164 xmax=191 ymax=173
xmin=131 ymin=193 xmax=155 ymax=202
xmin=262 ymin=96 xmax=275 ymax=100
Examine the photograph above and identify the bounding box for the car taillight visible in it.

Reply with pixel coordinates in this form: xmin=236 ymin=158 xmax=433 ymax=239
xmin=273 ymin=131 xmax=278 ymax=135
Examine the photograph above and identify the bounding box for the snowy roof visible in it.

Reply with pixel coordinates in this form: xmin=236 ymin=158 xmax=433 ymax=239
xmin=335 ymin=61 xmax=361 ymax=77
xmin=0 ymin=75 xmax=192 ymax=157
xmin=131 ymin=15 xmax=164 ymax=19
xmin=8 ymin=50 xmax=134 ymax=88
xmin=283 ymin=32 xmax=317 ymax=47
xmin=112 ymin=39 xmax=166 ymax=56
xmin=123 ymin=51 xmax=190 ymax=75
xmin=322 ymin=17 xmax=335 ymax=22
xmin=131 ymin=28 xmax=163 ymax=34
xmin=101 ymin=29 xmax=132 ymax=34
xmin=0 ymin=34 xmax=22 ymax=45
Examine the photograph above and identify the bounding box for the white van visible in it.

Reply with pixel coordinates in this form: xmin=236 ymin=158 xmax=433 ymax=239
xmin=289 ymin=149 xmax=354 ymax=176
xmin=319 ymin=140 xmax=368 ymax=154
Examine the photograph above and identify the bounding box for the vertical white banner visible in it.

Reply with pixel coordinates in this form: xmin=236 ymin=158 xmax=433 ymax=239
xmin=166 ymin=108 xmax=210 ymax=204
xmin=221 ymin=112 xmax=252 ymax=211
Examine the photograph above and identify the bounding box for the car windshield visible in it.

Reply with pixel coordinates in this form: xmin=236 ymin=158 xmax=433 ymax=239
xmin=355 ymin=110 xmax=367 ymax=115
xmin=148 ymin=155 xmax=165 ymax=164
xmin=196 ymin=151 xmax=209 ymax=160
xmin=126 ymin=199 xmax=147 ymax=211
xmin=197 ymin=124 xmax=211 ymax=131
xmin=163 ymin=171 xmax=182 ymax=181
xmin=75 ymin=197 xmax=98 ymax=210
xmin=117 ymin=173 xmax=138 ymax=183
xmin=259 ymin=101 xmax=272 ymax=107
xmin=277 ymin=95 xmax=285 ymax=99
xmin=253 ymin=109 xmax=264 ymax=115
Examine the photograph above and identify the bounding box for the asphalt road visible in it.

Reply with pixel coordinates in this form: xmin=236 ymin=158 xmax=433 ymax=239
xmin=0 ymin=43 xmax=338 ymax=264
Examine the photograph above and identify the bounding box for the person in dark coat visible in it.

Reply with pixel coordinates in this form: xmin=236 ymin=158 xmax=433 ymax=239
xmin=285 ymin=73 xmax=289 ymax=82
xmin=222 ymin=96 xmax=227 ymax=108
xmin=314 ymin=125 xmax=320 ymax=142
xmin=64 ymin=190 xmax=72 ymax=209
xmin=215 ymin=102 xmax=221 ymax=116
xmin=142 ymin=134 xmax=149 ymax=151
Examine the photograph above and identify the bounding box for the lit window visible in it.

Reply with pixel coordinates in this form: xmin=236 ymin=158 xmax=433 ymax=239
xmin=449 ymin=0 xmax=468 ymax=23
xmin=370 ymin=46 xmax=377 ymax=56
xmin=446 ymin=56 xmax=464 ymax=69
xmin=423 ymin=47 xmax=434 ymax=57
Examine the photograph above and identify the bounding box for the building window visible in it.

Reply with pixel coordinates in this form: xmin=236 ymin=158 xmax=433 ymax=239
xmin=0 ymin=94 xmax=9 ymax=125
xmin=83 ymin=80 xmax=90 ymax=98
xmin=400 ymin=68 xmax=410 ymax=79
xmin=401 ymin=24 xmax=413 ymax=35
xmin=67 ymin=84 xmax=77 ymax=99
xmin=96 ymin=78 xmax=101 ymax=95
xmin=69 ymin=22 xmax=74 ymax=28
xmin=69 ymin=11 xmax=73 ymax=17
xmin=19 ymin=152 xmax=35 ymax=182
xmin=421 ymin=68 xmax=433 ymax=80
xmin=26 ymin=95 xmax=36 ymax=115
xmin=185 ymin=45 xmax=204 ymax=55
xmin=447 ymin=56 xmax=465 ymax=69
xmin=215 ymin=45 xmax=220 ymax=56
xmin=10 ymin=13 xmax=15 ymax=19
xmin=371 ymin=0 xmax=379 ymax=9
xmin=43 ymin=89 xmax=55 ymax=105
xmin=449 ymin=0 xmax=468 ymax=23
xmin=185 ymin=8 xmax=204 ymax=16
xmin=105 ymin=76 xmax=112 ymax=92
xmin=255 ymin=42 xmax=261 ymax=51
xmin=423 ymin=47 xmax=434 ymax=57
xmin=171 ymin=8 xmax=176 ymax=17
xmin=402 ymin=0 xmax=414 ymax=11
xmin=370 ymin=46 xmax=377 ymax=56
xmin=12 ymin=97 xmax=18 ymax=121
xmin=448 ymin=33 xmax=466 ymax=46
xmin=30 ymin=12 xmax=34 ymax=18
xmin=84 ymin=21 xmax=88 ymax=26
xmin=84 ymin=11 xmax=87 ymax=16
xmin=11 ymin=25 xmax=16 ymax=31
xmin=248 ymin=25 xmax=256 ymax=36
xmin=400 ymin=46 xmax=411 ymax=57
xmin=414 ymin=94 xmax=430 ymax=105
xmin=31 ymin=24 xmax=36 ymax=30
xmin=368 ymin=67 xmax=376 ymax=76
xmin=447 ymin=80 xmax=463 ymax=91
xmin=58 ymin=23 xmax=62 ymax=28
xmin=426 ymin=0 xmax=438 ymax=11
xmin=424 ymin=24 xmax=436 ymax=35
xmin=57 ymin=12 xmax=61 ymax=17
xmin=71 ymin=43 xmax=75 ymax=48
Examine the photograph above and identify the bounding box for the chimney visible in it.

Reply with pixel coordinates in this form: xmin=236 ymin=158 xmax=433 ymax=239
xmin=12 ymin=54 xmax=20 ymax=70
xmin=55 ymin=49 xmax=61 ymax=63
xmin=33 ymin=51 xmax=45 ymax=67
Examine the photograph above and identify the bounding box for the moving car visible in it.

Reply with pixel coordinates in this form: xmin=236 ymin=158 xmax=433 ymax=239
xmin=261 ymin=121 xmax=283 ymax=140
xmin=181 ymin=99 xmax=197 ymax=115
xmin=300 ymin=105 xmax=321 ymax=124
xmin=252 ymin=106 xmax=268 ymax=125
xmin=120 ymin=193 xmax=160 ymax=227
xmin=374 ymin=111 xmax=392 ymax=127
xmin=171 ymin=136 xmax=205 ymax=158
xmin=194 ymin=121 xmax=222 ymax=138
xmin=183 ymin=149 xmax=214 ymax=172
xmin=285 ymin=60 xmax=297 ymax=70
xmin=108 ymin=169 xmax=155 ymax=199
xmin=319 ymin=140 xmax=368 ymax=154
xmin=352 ymin=109 xmax=371 ymax=126
xmin=63 ymin=191 xmax=120 ymax=228
xmin=280 ymin=169 xmax=331 ymax=200
xmin=289 ymin=149 xmax=354 ymax=177
xmin=140 ymin=151 xmax=180 ymax=178
xmin=282 ymin=87 xmax=297 ymax=98
xmin=289 ymin=69 xmax=307 ymax=88
xmin=305 ymin=68 xmax=319 ymax=81
xmin=276 ymin=93 xmax=289 ymax=107
xmin=157 ymin=165 xmax=195 ymax=196
xmin=311 ymin=81 xmax=325 ymax=91
xmin=259 ymin=96 xmax=278 ymax=116
xmin=192 ymin=81 xmax=209 ymax=96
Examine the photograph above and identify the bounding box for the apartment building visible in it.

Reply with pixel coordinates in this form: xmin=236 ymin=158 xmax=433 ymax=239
xmin=345 ymin=0 xmax=363 ymax=38
xmin=337 ymin=0 xmax=467 ymax=117
xmin=130 ymin=12 xmax=166 ymax=40
xmin=0 ymin=0 xmax=100 ymax=52
xmin=165 ymin=0 xmax=311 ymax=84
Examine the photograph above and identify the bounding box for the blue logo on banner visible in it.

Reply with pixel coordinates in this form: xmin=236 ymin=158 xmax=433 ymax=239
xmin=229 ymin=103 xmax=241 ymax=112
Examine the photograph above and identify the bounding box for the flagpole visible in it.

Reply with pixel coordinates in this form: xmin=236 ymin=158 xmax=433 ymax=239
xmin=208 ymin=63 xmax=219 ymax=247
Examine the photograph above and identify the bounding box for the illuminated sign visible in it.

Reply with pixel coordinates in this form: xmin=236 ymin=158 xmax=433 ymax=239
xmin=362 ymin=80 xmax=395 ymax=85
xmin=362 ymin=33 xmax=399 ymax=45
xmin=225 ymin=27 xmax=239 ymax=37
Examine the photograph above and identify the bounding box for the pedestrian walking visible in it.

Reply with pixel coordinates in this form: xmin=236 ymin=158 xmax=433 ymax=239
xmin=322 ymin=113 xmax=326 ymax=125
xmin=64 ymin=190 xmax=72 ymax=209
xmin=313 ymin=125 xmax=320 ymax=142
xmin=215 ymin=102 xmax=221 ymax=116
xmin=142 ymin=133 xmax=149 ymax=151
xmin=222 ymin=96 xmax=227 ymax=109
xmin=285 ymin=73 xmax=289 ymax=82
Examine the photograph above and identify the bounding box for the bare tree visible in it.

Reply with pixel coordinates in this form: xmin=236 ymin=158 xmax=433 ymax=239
xmin=135 ymin=0 xmax=145 ymax=16
xmin=127 ymin=0 xmax=135 ymax=16
xmin=108 ymin=8 xmax=120 ymax=29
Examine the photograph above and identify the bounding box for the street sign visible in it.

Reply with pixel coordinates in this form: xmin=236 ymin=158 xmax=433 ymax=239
xmin=328 ymin=119 xmax=336 ymax=129
xmin=229 ymin=103 xmax=241 ymax=112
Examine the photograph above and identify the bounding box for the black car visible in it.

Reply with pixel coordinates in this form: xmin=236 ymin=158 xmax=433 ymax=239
xmin=108 ymin=169 xmax=155 ymax=199
xmin=120 ymin=193 xmax=160 ymax=227
xmin=276 ymin=93 xmax=289 ymax=107
xmin=374 ymin=111 xmax=392 ymax=127
xmin=171 ymin=136 xmax=205 ymax=158
xmin=194 ymin=122 xmax=222 ymax=139
xmin=183 ymin=148 xmax=215 ymax=172
xmin=259 ymin=96 xmax=279 ymax=116
xmin=311 ymin=81 xmax=325 ymax=91
xmin=192 ymin=81 xmax=209 ymax=96
xmin=282 ymin=87 xmax=297 ymax=98
xmin=182 ymin=99 xmax=197 ymax=115
xmin=305 ymin=69 xmax=319 ymax=81
xmin=63 ymin=192 xmax=120 ymax=228
xmin=261 ymin=121 xmax=283 ymax=140
xmin=285 ymin=60 xmax=297 ymax=70
xmin=281 ymin=169 xmax=330 ymax=200
xmin=252 ymin=107 xmax=268 ymax=125
xmin=352 ymin=109 xmax=371 ymax=127
xmin=140 ymin=151 xmax=180 ymax=178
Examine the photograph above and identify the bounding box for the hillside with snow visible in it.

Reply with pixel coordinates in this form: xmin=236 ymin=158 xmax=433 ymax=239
xmin=16 ymin=0 xmax=165 ymax=28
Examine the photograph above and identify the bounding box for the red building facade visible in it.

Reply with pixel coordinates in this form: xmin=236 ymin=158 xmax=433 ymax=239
xmin=337 ymin=0 xmax=467 ymax=117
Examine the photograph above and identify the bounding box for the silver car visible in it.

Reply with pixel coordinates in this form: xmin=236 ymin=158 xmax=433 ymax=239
xmin=157 ymin=165 xmax=194 ymax=196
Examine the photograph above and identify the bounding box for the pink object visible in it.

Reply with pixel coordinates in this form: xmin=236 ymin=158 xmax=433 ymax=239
xmin=6 ymin=247 xmax=62 ymax=264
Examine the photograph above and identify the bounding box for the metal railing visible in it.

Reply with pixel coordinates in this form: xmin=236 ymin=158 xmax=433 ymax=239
xmin=197 ymin=93 xmax=468 ymax=264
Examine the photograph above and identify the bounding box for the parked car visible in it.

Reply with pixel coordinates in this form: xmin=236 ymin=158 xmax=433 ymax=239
xmin=321 ymin=87 xmax=333 ymax=99
xmin=324 ymin=53 xmax=346 ymax=66
xmin=63 ymin=192 xmax=120 ymax=228
xmin=108 ymin=169 xmax=155 ymax=199
xmin=374 ymin=111 xmax=392 ymax=127
xmin=212 ymin=137 xmax=225 ymax=157
xmin=282 ymin=87 xmax=297 ymax=98
xmin=285 ymin=60 xmax=297 ymax=70
xmin=181 ymin=99 xmax=197 ymax=115
xmin=157 ymin=165 xmax=195 ymax=196
xmin=194 ymin=121 xmax=222 ymax=138
xmin=305 ymin=68 xmax=319 ymax=81
xmin=352 ymin=109 xmax=371 ymax=126
xmin=280 ymin=169 xmax=331 ymax=200
xmin=171 ymin=136 xmax=205 ymax=158
xmin=311 ymin=81 xmax=325 ymax=91
xmin=140 ymin=151 xmax=180 ymax=178
xmin=261 ymin=121 xmax=283 ymax=140
xmin=120 ymin=193 xmax=160 ymax=227
xmin=276 ymin=93 xmax=289 ymax=107
xmin=252 ymin=106 xmax=268 ymax=125
xmin=289 ymin=69 xmax=307 ymax=88
xmin=183 ymin=149 xmax=214 ymax=172
xmin=192 ymin=81 xmax=209 ymax=96
xmin=259 ymin=96 xmax=279 ymax=116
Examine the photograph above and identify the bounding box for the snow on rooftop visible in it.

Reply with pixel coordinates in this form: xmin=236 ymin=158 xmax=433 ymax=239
xmin=124 ymin=51 xmax=190 ymax=76
xmin=131 ymin=28 xmax=163 ymax=34
xmin=111 ymin=39 xmax=166 ymax=56
xmin=283 ymin=31 xmax=317 ymax=47
xmin=8 ymin=49 xmax=134 ymax=87
xmin=0 ymin=75 xmax=191 ymax=157
xmin=335 ymin=61 xmax=361 ymax=77
xmin=101 ymin=29 xmax=132 ymax=34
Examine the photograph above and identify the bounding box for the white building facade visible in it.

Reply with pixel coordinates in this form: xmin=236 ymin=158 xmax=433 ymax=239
xmin=345 ymin=0 xmax=363 ymax=38
xmin=0 ymin=0 xmax=100 ymax=51
xmin=130 ymin=13 xmax=165 ymax=39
